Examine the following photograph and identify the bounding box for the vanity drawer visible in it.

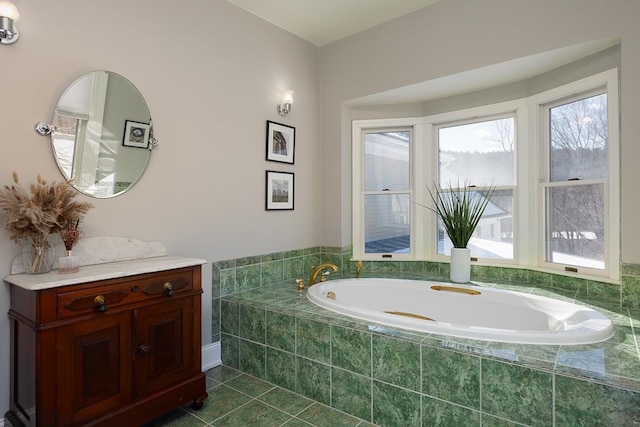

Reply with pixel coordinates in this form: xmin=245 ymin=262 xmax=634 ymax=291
xmin=57 ymin=270 xmax=194 ymax=319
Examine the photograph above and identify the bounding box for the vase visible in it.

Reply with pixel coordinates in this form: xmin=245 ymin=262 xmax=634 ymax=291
xmin=58 ymin=249 xmax=79 ymax=274
xmin=22 ymin=234 xmax=55 ymax=274
xmin=450 ymin=247 xmax=471 ymax=283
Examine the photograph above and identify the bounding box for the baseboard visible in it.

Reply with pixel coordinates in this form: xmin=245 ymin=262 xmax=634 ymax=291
xmin=202 ymin=341 xmax=221 ymax=371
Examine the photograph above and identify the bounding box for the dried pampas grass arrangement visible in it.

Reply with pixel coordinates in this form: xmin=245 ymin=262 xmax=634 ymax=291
xmin=0 ymin=172 xmax=93 ymax=246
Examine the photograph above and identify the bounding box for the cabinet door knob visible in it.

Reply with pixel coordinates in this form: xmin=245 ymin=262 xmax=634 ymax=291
xmin=163 ymin=282 xmax=174 ymax=297
xmin=137 ymin=344 xmax=150 ymax=354
xmin=94 ymin=295 xmax=107 ymax=313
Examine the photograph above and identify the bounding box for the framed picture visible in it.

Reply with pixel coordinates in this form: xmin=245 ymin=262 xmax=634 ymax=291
xmin=123 ymin=120 xmax=151 ymax=148
xmin=266 ymin=170 xmax=294 ymax=210
xmin=266 ymin=120 xmax=295 ymax=164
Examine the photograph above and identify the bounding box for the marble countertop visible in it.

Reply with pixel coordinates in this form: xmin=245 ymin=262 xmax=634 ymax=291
xmin=4 ymin=256 xmax=206 ymax=291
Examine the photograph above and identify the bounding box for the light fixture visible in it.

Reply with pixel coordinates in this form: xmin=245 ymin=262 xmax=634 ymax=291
xmin=0 ymin=1 xmax=19 ymax=45
xmin=277 ymin=91 xmax=294 ymax=116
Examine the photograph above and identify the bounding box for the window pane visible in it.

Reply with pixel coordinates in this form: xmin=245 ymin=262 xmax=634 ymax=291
xmin=438 ymin=118 xmax=514 ymax=186
xmin=364 ymin=194 xmax=410 ymax=253
xmin=549 ymin=93 xmax=607 ymax=182
xmin=437 ymin=189 xmax=514 ymax=259
xmin=546 ymin=184 xmax=604 ymax=269
xmin=364 ymin=131 xmax=410 ymax=191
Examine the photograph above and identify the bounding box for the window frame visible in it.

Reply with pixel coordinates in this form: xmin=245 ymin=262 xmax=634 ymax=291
xmin=352 ymin=68 xmax=619 ymax=281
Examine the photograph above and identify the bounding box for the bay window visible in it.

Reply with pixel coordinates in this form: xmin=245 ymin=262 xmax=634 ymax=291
xmin=352 ymin=69 xmax=619 ymax=280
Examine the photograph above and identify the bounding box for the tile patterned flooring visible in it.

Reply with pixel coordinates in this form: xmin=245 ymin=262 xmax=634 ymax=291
xmin=145 ymin=365 xmax=376 ymax=427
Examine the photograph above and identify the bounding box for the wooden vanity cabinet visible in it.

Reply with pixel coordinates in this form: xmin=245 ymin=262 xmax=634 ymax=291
xmin=5 ymin=263 xmax=208 ymax=427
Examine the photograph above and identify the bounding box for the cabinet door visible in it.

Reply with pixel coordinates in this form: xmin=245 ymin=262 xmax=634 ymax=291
xmin=134 ymin=297 xmax=195 ymax=398
xmin=56 ymin=311 xmax=133 ymax=426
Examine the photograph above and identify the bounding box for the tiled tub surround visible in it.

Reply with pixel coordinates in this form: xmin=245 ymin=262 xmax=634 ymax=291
xmin=214 ymin=248 xmax=640 ymax=426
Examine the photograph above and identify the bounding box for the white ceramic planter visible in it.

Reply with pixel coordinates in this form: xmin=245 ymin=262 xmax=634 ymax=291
xmin=450 ymin=247 xmax=471 ymax=283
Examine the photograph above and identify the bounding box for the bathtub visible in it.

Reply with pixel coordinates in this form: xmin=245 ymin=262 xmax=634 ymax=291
xmin=306 ymin=278 xmax=614 ymax=345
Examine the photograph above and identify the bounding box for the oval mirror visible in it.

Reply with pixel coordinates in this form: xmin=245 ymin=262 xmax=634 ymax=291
xmin=49 ymin=71 xmax=155 ymax=198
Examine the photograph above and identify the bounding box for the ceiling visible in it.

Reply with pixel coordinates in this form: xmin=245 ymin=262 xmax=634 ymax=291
xmin=226 ymin=0 xmax=440 ymax=47
xmin=226 ymin=1 xmax=618 ymax=106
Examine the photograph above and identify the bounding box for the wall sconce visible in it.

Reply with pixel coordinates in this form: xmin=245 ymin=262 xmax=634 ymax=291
xmin=0 ymin=1 xmax=19 ymax=45
xmin=277 ymin=91 xmax=294 ymax=117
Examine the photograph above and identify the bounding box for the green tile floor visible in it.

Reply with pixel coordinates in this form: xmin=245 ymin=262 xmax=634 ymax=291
xmin=145 ymin=365 xmax=376 ymax=427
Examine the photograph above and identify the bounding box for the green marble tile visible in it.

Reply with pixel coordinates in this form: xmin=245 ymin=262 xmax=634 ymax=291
xmin=266 ymin=310 xmax=296 ymax=352
xmin=500 ymin=267 xmax=529 ymax=283
xmin=239 ymin=339 xmax=266 ymax=379
xmin=189 ymin=384 xmax=252 ymax=423
xmin=239 ymin=304 xmax=266 ymax=343
xmin=283 ymin=249 xmax=304 ymax=258
xmin=622 ymin=263 xmax=640 ymax=276
xmin=471 ymin=265 xmax=502 ymax=281
xmin=296 ymin=318 xmax=331 ymax=363
xmin=341 ymin=254 xmax=357 ymax=275
xmin=372 ymin=381 xmax=420 ymax=427
xmin=266 ymin=347 xmax=297 ymax=391
xmin=220 ymin=300 xmax=239 ymax=336
xmin=284 ymin=257 xmax=306 ymax=280
xmin=371 ymin=325 xmax=429 ymax=344
xmin=423 ymin=346 xmax=480 ymax=408
xmin=145 ymin=408 xmax=208 ymax=426
xmin=555 ymin=337 xmax=640 ymax=385
xmin=211 ymin=399 xmax=292 ymax=426
xmin=212 ymin=266 xmax=221 ymax=299
xmin=481 ymin=414 xmax=522 ymax=426
xmin=296 ymin=358 xmax=330 ymax=405
xmin=481 ymin=359 xmax=552 ymax=426
xmin=483 ymin=342 xmax=559 ymax=371
xmin=263 ymin=251 xmax=285 ymax=262
xmin=304 ymin=246 xmax=322 ymax=255
xmin=236 ymin=264 xmax=261 ymax=292
xmin=372 ymin=334 xmax=420 ymax=391
xmin=439 ymin=263 xmax=450 ymax=277
xmin=331 ymin=326 xmax=371 ymax=376
xmin=588 ymin=280 xmax=621 ymax=301
xmin=258 ymin=387 xmax=314 ymax=416
xmin=331 ymin=368 xmax=371 ymax=421
xmin=215 ymin=259 xmax=236 ymax=270
xmin=622 ymin=275 xmax=640 ymax=308
xmin=236 ymin=255 xmax=261 ymax=267
xmin=211 ymin=298 xmax=220 ymax=340
xmin=422 ymin=396 xmax=481 ymax=426
xmin=225 ymin=373 xmax=274 ymax=397
xmin=297 ymin=403 xmax=362 ymax=427
xmin=555 ymin=375 xmax=640 ymax=426
xmin=321 ymin=253 xmax=342 ymax=270
xmin=221 ymin=334 xmax=239 ymax=369
xmin=304 ymin=254 xmax=323 ymax=274
xmin=263 ymin=259 xmax=284 ymax=285
xmin=206 ymin=365 xmax=242 ymax=384
xmin=528 ymin=270 xmax=553 ymax=287
xmin=281 ymin=418 xmax=314 ymax=426
xmin=220 ymin=269 xmax=237 ymax=296
xmin=552 ymin=274 xmax=587 ymax=294
xmin=423 ymin=261 xmax=440 ymax=274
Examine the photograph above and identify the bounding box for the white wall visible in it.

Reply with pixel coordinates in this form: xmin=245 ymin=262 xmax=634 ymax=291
xmin=0 ymin=0 xmax=320 ymax=416
xmin=318 ymin=0 xmax=640 ymax=266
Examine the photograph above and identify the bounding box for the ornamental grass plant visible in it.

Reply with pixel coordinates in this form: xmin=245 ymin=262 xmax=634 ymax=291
xmin=427 ymin=181 xmax=496 ymax=249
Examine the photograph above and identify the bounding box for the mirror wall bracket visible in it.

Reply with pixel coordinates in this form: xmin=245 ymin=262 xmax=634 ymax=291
xmin=34 ymin=121 xmax=57 ymax=136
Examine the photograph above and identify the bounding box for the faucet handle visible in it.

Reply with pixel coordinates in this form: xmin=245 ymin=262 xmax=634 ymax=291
xmin=295 ymin=278 xmax=305 ymax=290
xmin=320 ymin=271 xmax=331 ymax=282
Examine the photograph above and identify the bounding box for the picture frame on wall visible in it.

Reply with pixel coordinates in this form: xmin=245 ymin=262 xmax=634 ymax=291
xmin=123 ymin=120 xmax=151 ymax=149
xmin=266 ymin=170 xmax=294 ymax=210
xmin=266 ymin=120 xmax=295 ymax=164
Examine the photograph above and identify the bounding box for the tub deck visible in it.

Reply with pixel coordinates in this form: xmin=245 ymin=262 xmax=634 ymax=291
xmin=220 ymin=275 xmax=640 ymax=425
